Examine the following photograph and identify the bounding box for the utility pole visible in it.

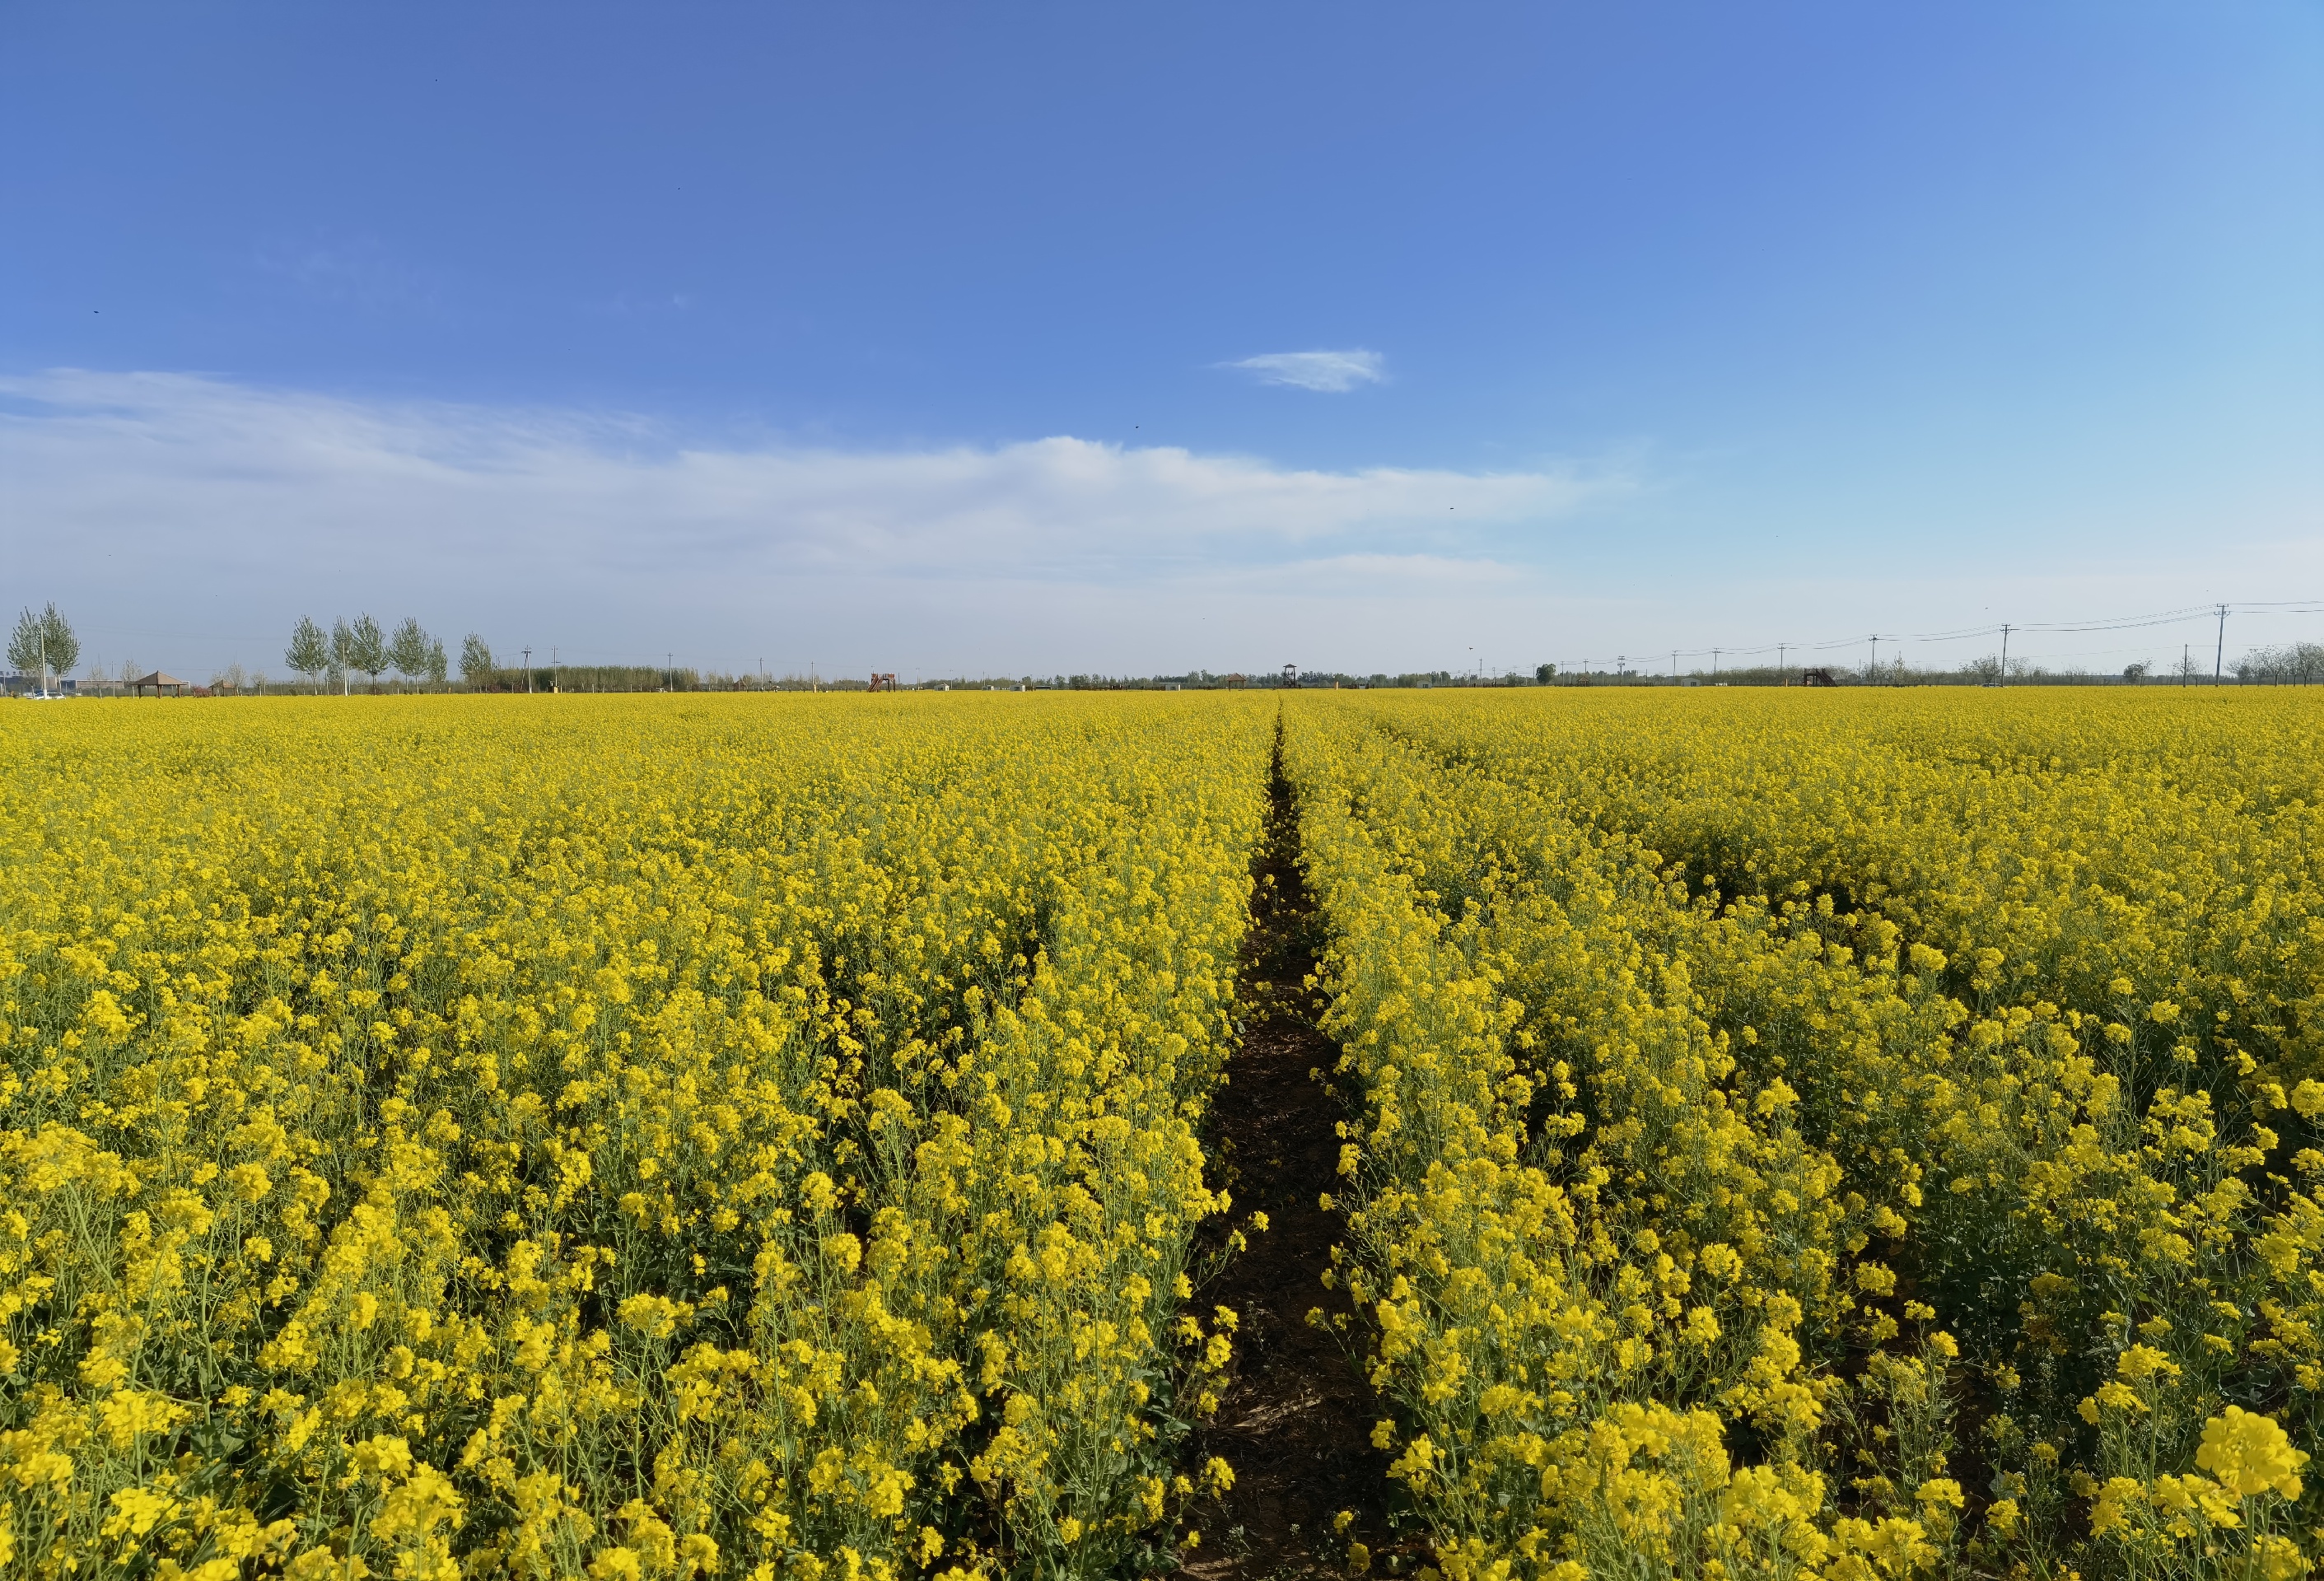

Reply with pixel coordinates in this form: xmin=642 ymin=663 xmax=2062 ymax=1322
xmin=2214 ymin=604 xmax=2228 ymax=685
xmin=2182 ymin=643 xmax=2190 ymax=688
xmin=522 ymin=647 xmax=532 ymax=694
xmin=1998 ymin=625 xmax=2010 ymax=688
xmin=1671 ymin=650 xmax=1678 ymax=680
xmin=552 ymin=646 xmax=559 ymax=695
xmin=1869 ymin=634 xmax=1878 ymax=681
xmin=1712 ymin=647 xmax=1720 ymax=679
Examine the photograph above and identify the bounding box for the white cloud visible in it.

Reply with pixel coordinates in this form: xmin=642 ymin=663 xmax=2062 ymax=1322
xmin=1223 ymin=349 xmax=1386 ymax=393
xmin=0 ymin=369 xmax=1615 ymax=675
xmin=10 ymin=369 xmax=2302 ymax=679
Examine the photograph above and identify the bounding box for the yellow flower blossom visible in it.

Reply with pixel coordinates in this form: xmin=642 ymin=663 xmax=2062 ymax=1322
xmin=2196 ymin=1407 xmax=2308 ymax=1501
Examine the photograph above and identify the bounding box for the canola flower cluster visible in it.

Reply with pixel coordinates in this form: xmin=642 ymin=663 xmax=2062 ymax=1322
xmin=0 ymin=695 xmax=1270 ymax=1580
xmin=1286 ymin=690 xmax=2322 ymax=1581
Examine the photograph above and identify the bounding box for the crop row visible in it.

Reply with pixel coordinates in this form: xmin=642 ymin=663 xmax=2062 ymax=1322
xmin=8 ymin=688 xmax=2314 ymax=1581
xmin=0 ymin=696 xmax=1271 ymax=1580
xmin=1287 ymin=692 xmax=2322 ymax=1581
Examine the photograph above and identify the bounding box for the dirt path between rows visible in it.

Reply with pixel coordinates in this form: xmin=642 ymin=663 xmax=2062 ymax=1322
xmin=1181 ymin=729 xmax=1393 ymax=1580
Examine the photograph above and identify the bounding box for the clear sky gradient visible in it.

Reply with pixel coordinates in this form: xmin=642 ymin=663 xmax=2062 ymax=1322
xmin=4 ymin=2 xmax=2319 ymax=679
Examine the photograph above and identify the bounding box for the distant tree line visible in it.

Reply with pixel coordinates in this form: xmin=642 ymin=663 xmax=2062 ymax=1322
xmin=2233 ymin=642 xmax=2324 ymax=684
xmin=284 ymin=615 xmax=456 ymax=692
xmin=282 ymin=623 xmax=706 ymax=693
xmin=7 ymin=598 xmax=2320 ymax=697
xmin=469 ymin=664 xmax=705 ymax=694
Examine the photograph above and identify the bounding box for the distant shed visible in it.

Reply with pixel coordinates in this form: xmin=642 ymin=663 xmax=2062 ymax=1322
xmin=130 ymin=671 xmax=189 ymax=697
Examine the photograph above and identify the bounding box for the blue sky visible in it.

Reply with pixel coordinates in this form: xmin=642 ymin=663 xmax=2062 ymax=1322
xmin=4 ymin=2 xmax=2320 ymax=679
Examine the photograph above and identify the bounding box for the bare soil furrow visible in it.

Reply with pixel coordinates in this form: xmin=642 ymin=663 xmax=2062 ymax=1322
xmin=1182 ymin=727 xmax=1392 ymax=1580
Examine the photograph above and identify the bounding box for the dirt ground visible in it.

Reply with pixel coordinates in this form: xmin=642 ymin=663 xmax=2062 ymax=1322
xmin=1179 ymin=738 xmax=1405 ymax=1580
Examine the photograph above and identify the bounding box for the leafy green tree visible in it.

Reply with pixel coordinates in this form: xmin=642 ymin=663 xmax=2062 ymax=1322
xmin=338 ymin=613 xmax=387 ymax=688
xmin=9 ymin=603 xmax=79 ymax=683
xmin=43 ymin=605 xmax=77 ymax=677
xmin=427 ymin=637 xmax=449 ymax=685
xmin=1535 ymin=663 xmax=1556 ymax=683
xmin=7 ymin=608 xmax=45 ymax=677
xmin=286 ymin=617 xmax=330 ymax=691
xmin=460 ymin=634 xmax=494 ymax=685
xmin=387 ymin=617 xmax=435 ymax=682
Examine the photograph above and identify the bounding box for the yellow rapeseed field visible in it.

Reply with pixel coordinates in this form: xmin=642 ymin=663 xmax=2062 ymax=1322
xmin=3 ymin=688 xmax=2317 ymax=1581
xmin=0 ymin=695 xmax=1269 ymax=1580
xmin=1287 ymin=689 xmax=2322 ymax=1581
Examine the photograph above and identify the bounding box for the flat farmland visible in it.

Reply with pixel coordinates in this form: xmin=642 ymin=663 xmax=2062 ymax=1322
xmin=1 ymin=691 xmax=2317 ymax=1581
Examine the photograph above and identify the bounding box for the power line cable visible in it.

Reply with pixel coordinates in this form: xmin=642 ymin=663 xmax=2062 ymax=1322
xmin=1559 ymin=596 xmax=2319 ymax=675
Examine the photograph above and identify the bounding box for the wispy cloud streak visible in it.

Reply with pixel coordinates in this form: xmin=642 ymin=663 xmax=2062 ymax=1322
xmin=0 ymin=370 xmax=1624 ymax=672
xmin=1222 ymin=349 xmax=1386 ymax=392
xmin=0 ymin=370 xmax=1601 ymax=577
